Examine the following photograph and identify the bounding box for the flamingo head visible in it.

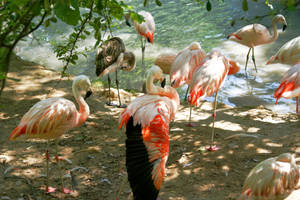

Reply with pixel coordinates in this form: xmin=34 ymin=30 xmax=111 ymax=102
xmin=120 ymin=51 xmax=136 ymax=72
xmin=125 ymin=13 xmax=131 ymax=27
xmin=147 ymin=65 xmax=165 ymax=83
xmin=73 ymin=75 xmax=92 ymax=98
xmin=146 ymin=32 xmax=154 ymax=44
xmin=274 ymin=14 xmax=287 ymax=31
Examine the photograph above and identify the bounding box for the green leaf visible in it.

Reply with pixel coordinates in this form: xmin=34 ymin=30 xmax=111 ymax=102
xmin=155 ymin=0 xmax=162 ymax=6
xmin=44 ymin=0 xmax=50 ymax=11
xmin=44 ymin=19 xmax=50 ymax=27
xmin=54 ymin=0 xmax=80 ymax=26
xmin=50 ymin=17 xmax=57 ymax=23
xmin=206 ymin=0 xmax=212 ymax=11
xmin=130 ymin=12 xmax=145 ymax=24
xmin=144 ymin=0 xmax=148 ymax=7
xmin=242 ymin=0 xmax=248 ymax=11
xmin=96 ymin=0 xmax=103 ymax=11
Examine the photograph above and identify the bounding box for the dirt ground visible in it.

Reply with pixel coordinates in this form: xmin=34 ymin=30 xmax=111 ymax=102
xmin=1 ymin=55 xmax=300 ymax=200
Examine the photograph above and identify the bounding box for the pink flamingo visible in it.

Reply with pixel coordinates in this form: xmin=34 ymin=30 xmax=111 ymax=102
xmin=126 ymin=11 xmax=155 ymax=66
xmin=9 ymin=75 xmax=92 ymax=194
xmin=119 ymin=66 xmax=180 ymax=200
xmin=274 ymin=63 xmax=300 ymax=115
xmin=170 ymin=42 xmax=206 ymax=126
xmin=238 ymin=153 xmax=300 ymax=200
xmin=228 ymin=14 xmax=287 ymax=72
xmin=266 ymin=36 xmax=300 ymax=66
xmin=189 ymin=49 xmax=240 ymax=151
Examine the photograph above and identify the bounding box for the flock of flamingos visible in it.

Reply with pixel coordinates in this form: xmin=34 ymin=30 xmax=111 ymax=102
xmin=7 ymin=9 xmax=300 ymax=200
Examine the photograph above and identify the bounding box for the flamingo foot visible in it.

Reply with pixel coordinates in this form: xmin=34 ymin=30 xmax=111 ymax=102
xmin=106 ymin=102 xmax=118 ymax=107
xmin=205 ymin=145 xmax=220 ymax=152
xmin=46 ymin=186 xmax=56 ymax=193
xmin=62 ymin=187 xmax=73 ymax=194
xmin=185 ymin=122 xmax=197 ymax=127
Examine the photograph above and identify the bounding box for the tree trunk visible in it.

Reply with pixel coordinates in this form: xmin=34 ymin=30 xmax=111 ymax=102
xmin=0 ymin=47 xmax=12 ymax=96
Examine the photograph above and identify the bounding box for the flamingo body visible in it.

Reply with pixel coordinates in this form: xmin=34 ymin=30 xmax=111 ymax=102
xmin=119 ymin=66 xmax=179 ymax=199
xmin=238 ymin=153 xmax=300 ymax=200
xmin=170 ymin=42 xmax=206 ymax=88
xmin=154 ymin=52 xmax=177 ymax=74
xmin=267 ymin=36 xmax=300 ymax=65
xmin=132 ymin=11 xmax=155 ymax=44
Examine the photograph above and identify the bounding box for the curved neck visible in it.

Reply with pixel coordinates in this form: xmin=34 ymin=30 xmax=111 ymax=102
xmin=146 ymin=74 xmax=164 ymax=95
xmin=270 ymin=18 xmax=279 ymax=43
xmin=72 ymin=85 xmax=90 ymax=127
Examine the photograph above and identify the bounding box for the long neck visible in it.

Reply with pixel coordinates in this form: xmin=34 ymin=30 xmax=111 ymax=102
xmin=146 ymin=74 xmax=163 ymax=95
xmin=269 ymin=18 xmax=279 ymax=43
xmin=72 ymin=85 xmax=90 ymax=127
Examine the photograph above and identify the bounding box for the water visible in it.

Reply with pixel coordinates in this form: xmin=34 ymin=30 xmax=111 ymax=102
xmin=15 ymin=0 xmax=300 ymax=114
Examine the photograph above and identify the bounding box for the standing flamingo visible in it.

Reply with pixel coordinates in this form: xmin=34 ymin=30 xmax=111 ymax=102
xmin=119 ymin=66 xmax=180 ymax=200
xmin=9 ymin=75 xmax=92 ymax=194
xmin=170 ymin=42 xmax=206 ymax=126
xmin=96 ymin=37 xmax=136 ymax=108
xmin=228 ymin=14 xmax=287 ymax=72
xmin=266 ymin=36 xmax=300 ymax=65
xmin=126 ymin=11 xmax=155 ymax=67
xmin=189 ymin=49 xmax=240 ymax=151
xmin=238 ymin=153 xmax=300 ymax=200
xmin=274 ymin=63 xmax=300 ymax=115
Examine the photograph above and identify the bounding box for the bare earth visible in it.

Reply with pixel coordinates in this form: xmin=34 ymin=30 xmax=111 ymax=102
xmin=1 ymin=55 xmax=300 ymax=200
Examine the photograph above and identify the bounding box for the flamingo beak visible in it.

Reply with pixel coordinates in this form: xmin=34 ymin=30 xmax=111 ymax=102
xmin=171 ymin=80 xmax=176 ymax=87
xmin=161 ymin=78 xmax=166 ymax=88
xmin=84 ymin=90 xmax=93 ymax=100
xmin=125 ymin=20 xmax=131 ymax=27
xmin=282 ymin=24 xmax=287 ymax=31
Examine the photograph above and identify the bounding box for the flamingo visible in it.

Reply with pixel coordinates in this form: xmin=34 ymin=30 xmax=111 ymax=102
xmin=154 ymin=52 xmax=177 ymax=75
xmin=266 ymin=36 xmax=300 ymax=66
xmin=238 ymin=153 xmax=300 ymax=200
xmin=169 ymin=42 xmax=206 ymax=126
xmin=125 ymin=11 xmax=155 ymax=67
xmin=274 ymin=63 xmax=300 ymax=115
xmin=96 ymin=37 xmax=136 ymax=108
xmin=119 ymin=66 xmax=180 ymax=200
xmin=9 ymin=75 xmax=92 ymax=194
xmin=228 ymin=14 xmax=287 ymax=72
xmin=189 ymin=49 xmax=240 ymax=151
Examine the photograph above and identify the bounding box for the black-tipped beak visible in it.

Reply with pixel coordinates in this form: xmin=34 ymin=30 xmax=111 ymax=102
xmin=84 ymin=90 xmax=93 ymax=100
xmin=161 ymin=78 xmax=166 ymax=88
xmin=171 ymin=80 xmax=176 ymax=87
xmin=126 ymin=20 xmax=131 ymax=27
xmin=282 ymin=24 xmax=287 ymax=31
xmin=147 ymin=37 xmax=151 ymax=43
xmin=226 ymin=35 xmax=230 ymax=39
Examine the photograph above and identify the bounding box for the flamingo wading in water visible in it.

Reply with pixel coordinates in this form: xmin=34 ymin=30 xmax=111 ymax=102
xmin=126 ymin=11 xmax=155 ymax=67
xmin=238 ymin=153 xmax=300 ymax=200
xmin=274 ymin=63 xmax=300 ymax=115
xmin=266 ymin=36 xmax=300 ymax=66
xmin=96 ymin=37 xmax=136 ymax=108
xmin=189 ymin=49 xmax=240 ymax=151
xmin=9 ymin=75 xmax=92 ymax=194
xmin=119 ymin=66 xmax=180 ymax=200
xmin=228 ymin=14 xmax=287 ymax=73
xmin=170 ymin=42 xmax=206 ymax=126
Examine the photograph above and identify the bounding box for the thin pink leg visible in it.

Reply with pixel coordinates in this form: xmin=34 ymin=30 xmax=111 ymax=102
xmin=45 ymin=141 xmax=56 ymax=193
xmin=296 ymin=97 xmax=299 ymax=115
xmin=186 ymin=104 xmax=197 ymax=127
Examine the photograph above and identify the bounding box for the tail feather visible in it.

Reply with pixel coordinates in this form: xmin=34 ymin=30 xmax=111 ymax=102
xmin=274 ymin=81 xmax=295 ymax=104
xmin=9 ymin=124 xmax=27 ymax=140
xmin=125 ymin=117 xmax=159 ymax=200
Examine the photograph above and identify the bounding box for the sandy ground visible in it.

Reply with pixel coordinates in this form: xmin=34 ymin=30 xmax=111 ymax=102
xmin=1 ymin=55 xmax=300 ymax=200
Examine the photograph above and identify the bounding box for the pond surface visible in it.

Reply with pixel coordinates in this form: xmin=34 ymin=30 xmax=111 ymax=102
xmin=15 ymin=0 xmax=300 ymax=114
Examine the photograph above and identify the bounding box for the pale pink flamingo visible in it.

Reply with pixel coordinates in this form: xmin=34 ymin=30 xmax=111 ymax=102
xmin=189 ymin=49 xmax=240 ymax=151
xmin=274 ymin=63 xmax=300 ymax=115
xmin=154 ymin=52 xmax=177 ymax=74
xmin=170 ymin=42 xmax=206 ymax=126
xmin=118 ymin=66 xmax=180 ymax=200
xmin=126 ymin=11 xmax=155 ymax=67
xmin=228 ymin=14 xmax=287 ymax=72
xmin=9 ymin=75 xmax=92 ymax=194
xmin=266 ymin=36 xmax=300 ymax=66
xmin=238 ymin=153 xmax=300 ymax=200
xmin=96 ymin=37 xmax=136 ymax=108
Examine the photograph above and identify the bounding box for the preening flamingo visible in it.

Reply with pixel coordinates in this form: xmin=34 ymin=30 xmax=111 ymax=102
xmin=126 ymin=11 xmax=155 ymax=67
xmin=170 ymin=42 xmax=206 ymax=126
xmin=9 ymin=75 xmax=92 ymax=194
xmin=238 ymin=153 xmax=300 ymax=200
xmin=267 ymin=36 xmax=300 ymax=66
xmin=189 ymin=49 xmax=240 ymax=151
xmin=228 ymin=14 xmax=287 ymax=72
xmin=274 ymin=63 xmax=300 ymax=115
xmin=119 ymin=66 xmax=180 ymax=200
xmin=96 ymin=37 xmax=136 ymax=108
xmin=154 ymin=52 xmax=177 ymax=74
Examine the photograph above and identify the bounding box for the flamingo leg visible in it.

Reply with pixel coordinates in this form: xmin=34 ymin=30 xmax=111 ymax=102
xmin=251 ymin=47 xmax=258 ymax=72
xmin=115 ymin=70 xmax=126 ymax=108
xmin=184 ymin=85 xmax=190 ymax=101
xmin=141 ymin=37 xmax=146 ymax=68
xmin=245 ymin=48 xmax=251 ymax=73
xmin=207 ymin=92 xmax=220 ymax=151
xmin=296 ymin=97 xmax=299 ymax=115
xmin=185 ymin=104 xmax=196 ymax=127
xmin=45 ymin=140 xmax=56 ymax=193
xmin=115 ymin=173 xmax=127 ymax=200
xmin=55 ymin=139 xmax=71 ymax=194
xmin=106 ymin=74 xmax=112 ymax=106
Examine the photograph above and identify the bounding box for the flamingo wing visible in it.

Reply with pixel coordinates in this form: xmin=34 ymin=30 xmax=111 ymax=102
xmin=9 ymin=97 xmax=77 ymax=140
xmin=274 ymin=63 xmax=300 ymax=103
xmin=119 ymin=95 xmax=177 ymax=199
xmin=133 ymin=11 xmax=155 ymax=43
xmin=239 ymin=153 xmax=299 ymax=200
xmin=95 ymin=37 xmax=125 ymax=76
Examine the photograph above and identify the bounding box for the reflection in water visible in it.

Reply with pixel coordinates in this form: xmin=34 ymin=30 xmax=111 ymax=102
xmin=15 ymin=0 xmax=300 ymax=113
